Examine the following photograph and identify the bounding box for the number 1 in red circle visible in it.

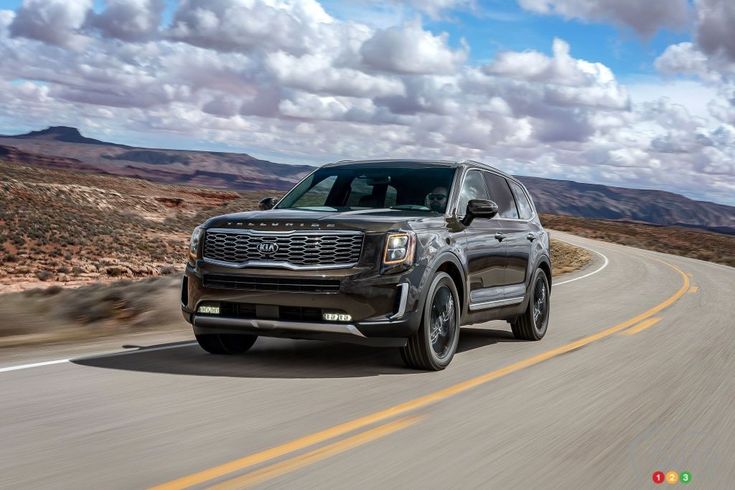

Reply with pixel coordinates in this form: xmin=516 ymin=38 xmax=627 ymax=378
xmin=653 ymin=471 xmax=665 ymax=484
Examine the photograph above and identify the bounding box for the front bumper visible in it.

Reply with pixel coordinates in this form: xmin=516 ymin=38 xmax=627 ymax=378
xmin=181 ymin=262 xmax=424 ymax=346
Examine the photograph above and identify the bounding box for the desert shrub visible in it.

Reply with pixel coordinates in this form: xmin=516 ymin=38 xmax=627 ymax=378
xmin=43 ymin=285 xmax=63 ymax=296
xmin=160 ymin=265 xmax=177 ymax=275
xmin=35 ymin=270 xmax=53 ymax=281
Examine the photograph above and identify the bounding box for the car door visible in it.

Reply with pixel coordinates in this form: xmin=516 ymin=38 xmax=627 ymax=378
xmin=482 ymin=172 xmax=531 ymax=303
xmin=506 ymin=178 xmax=537 ymax=284
xmin=456 ymin=169 xmax=507 ymax=310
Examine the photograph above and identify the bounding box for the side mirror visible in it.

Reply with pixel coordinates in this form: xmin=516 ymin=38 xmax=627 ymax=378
xmin=462 ymin=199 xmax=498 ymax=226
xmin=258 ymin=197 xmax=279 ymax=210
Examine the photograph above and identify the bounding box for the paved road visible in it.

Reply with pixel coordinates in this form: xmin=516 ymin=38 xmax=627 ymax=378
xmin=1 ymin=231 xmax=734 ymax=489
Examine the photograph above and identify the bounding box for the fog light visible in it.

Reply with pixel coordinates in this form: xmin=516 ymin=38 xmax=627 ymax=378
xmin=198 ymin=304 xmax=220 ymax=315
xmin=323 ymin=312 xmax=352 ymax=322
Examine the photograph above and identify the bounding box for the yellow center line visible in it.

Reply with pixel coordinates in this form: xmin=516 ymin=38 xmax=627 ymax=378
xmin=689 ymin=286 xmax=699 ymax=293
xmin=207 ymin=416 xmax=422 ymax=490
xmin=620 ymin=317 xmax=662 ymax=336
xmin=151 ymin=259 xmax=690 ymax=490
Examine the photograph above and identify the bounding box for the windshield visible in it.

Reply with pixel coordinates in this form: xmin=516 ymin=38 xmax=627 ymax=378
xmin=277 ymin=165 xmax=456 ymax=213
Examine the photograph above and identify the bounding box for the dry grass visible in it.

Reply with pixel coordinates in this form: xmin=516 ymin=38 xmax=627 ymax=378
xmin=0 ymin=161 xmax=267 ymax=291
xmin=541 ymin=214 xmax=735 ymax=267
xmin=0 ymin=276 xmax=184 ymax=348
xmin=551 ymin=238 xmax=592 ymax=275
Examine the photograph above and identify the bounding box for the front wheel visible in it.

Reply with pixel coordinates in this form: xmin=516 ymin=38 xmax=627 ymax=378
xmin=195 ymin=333 xmax=257 ymax=354
xmin=400 ymin=272 xmax=461 ymax=371
xmin=511 ymin=268 xmax=550 ymax=341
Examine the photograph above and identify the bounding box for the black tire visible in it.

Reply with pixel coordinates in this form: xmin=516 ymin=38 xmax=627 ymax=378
xmin=511 ymin=268 xmax=550 ymax=341
xmin=195 ymin=333 xmax=257 ymax=355
xmin=401 ymin=272 xmax=461 ymax=371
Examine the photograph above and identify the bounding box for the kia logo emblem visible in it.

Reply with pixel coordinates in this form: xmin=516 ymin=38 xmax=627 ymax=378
xmin=257 ymin=242 xmax=279 ymax=255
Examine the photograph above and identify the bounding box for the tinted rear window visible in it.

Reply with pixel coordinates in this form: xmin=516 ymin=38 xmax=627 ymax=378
xmin=483 ymin=172 xmax=519 ymax=219
xmin=509 ymin=180 xmax=534 ymax=220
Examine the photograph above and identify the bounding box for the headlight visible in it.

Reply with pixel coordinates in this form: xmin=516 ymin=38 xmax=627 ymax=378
xmin=383 ymin=232 xmax=415 ymax=265
xmin=189 ymin=226 xmax=204 ymax=262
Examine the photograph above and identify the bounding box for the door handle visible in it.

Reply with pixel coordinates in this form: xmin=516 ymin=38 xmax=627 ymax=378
xmin=526 ymin=233 xmax=536 ymax=242
xmin=494 ymin=232 xmax=505 ymax=242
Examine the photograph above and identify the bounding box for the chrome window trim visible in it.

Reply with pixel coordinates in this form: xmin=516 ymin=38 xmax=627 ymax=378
xmin=451 ymin=168 xmax=491 ymax=219
xmin=506 ymin=179 xmax=537 ymax=222
xmin=450 ymin=165 xmax=537 ymax=223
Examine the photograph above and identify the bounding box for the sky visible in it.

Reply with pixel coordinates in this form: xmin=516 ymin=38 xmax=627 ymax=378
xmin=0 ymin=1 xmax=734 ymax=206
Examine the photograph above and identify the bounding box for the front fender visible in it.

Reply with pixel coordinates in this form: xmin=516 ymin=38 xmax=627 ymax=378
xmin=410 ymin=249 xmax=467 ymax=324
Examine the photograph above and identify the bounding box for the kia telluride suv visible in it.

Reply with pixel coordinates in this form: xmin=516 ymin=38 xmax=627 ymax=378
xmin=182 ymin=159 xmax=551 ymax=370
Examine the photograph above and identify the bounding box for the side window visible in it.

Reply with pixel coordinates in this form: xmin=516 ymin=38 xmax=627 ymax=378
xmin=290 ymin=175 xmax=338 ymax=208
xmin=509 ymin=180 xmax=534 ymax=220
xmin=483 ymin=173 xmax=519 ymax=219
xmin=457 ymin=170 xmax=490 ymax=216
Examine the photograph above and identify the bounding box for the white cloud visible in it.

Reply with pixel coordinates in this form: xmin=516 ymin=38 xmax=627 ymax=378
xmin=360 ymin=20 xmax=467 ymax=75
xmin=485 ymin=39 xmax=629 ymax=112
xmin=655 ymin=42 xmax=721 ymax=82
xmin=488 ymin=38 xmax=614 ymax=86
xmin=654 ymin=1 xmax=735 ymax=83
xmin=696 ymin=0 xmax=735 ymax=62
xmin=90 ymin=0 xmax=165 ymax=42
xmin=9 ymin=0 xmax=92 ymax=49
xmin=627 ymin=79 xmax=719 ymax=120
xmin=518 ymin=0 xmax=690 ymax=37
xmin=169 ymin=0 xmax=334 ymax=55
xmin=266 ymin=51 xmax=405 ymax=98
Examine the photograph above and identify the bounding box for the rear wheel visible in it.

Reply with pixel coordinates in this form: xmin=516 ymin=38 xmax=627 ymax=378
xmin=511 ymin=268 xmax=550 ymax=341
xmin=401 ymin=272 xmax=460 ymax=371
xmin=195 ymin=333 xmax=257 ymax=354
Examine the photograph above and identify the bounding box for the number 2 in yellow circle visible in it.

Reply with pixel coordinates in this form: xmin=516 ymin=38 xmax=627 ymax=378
xmin=666 ymin=470 xmax=679 ymax=484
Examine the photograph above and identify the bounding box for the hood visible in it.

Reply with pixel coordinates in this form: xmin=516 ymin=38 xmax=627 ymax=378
xmin=203 ymin=208 xmax=441 ymax=234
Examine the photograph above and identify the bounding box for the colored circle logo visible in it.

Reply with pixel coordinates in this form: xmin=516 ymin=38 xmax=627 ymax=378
xmin=653 ymin=471 xmax=665 ymax=484
xmin=666 ymin=471 xmax=679 ymax=484
xmin=680 ymin=471 xmax=691 ymax=484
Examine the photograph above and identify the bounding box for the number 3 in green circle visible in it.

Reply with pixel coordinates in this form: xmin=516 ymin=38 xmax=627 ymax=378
xmin=680 ymin=471 xmax=691 ymax=484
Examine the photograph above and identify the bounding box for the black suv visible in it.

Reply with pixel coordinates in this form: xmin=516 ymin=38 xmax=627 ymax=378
xmin=182 ymin=159 xmax=551 ymax=370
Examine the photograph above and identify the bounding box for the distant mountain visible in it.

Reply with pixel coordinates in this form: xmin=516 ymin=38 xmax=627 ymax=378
xmin=0 ymin=143 xmax=93 ymax=171
xmin=12 ymin=126 xmax=121 ymax=146
xmin=1 ymin=126 xmax=733 ymax=233
xmin=0 ymin=126 xmax=314 ymax=191
xmin=518 ymin=176 xmax=735 ymax=234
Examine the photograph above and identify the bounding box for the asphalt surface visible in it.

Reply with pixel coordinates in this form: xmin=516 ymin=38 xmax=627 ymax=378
xmin=1 ymin=231 xmax=734 ymax=489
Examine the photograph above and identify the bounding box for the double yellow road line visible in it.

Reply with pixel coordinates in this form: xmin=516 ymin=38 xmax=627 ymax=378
xmin=152 ymin=259 xmax=690 ymax=489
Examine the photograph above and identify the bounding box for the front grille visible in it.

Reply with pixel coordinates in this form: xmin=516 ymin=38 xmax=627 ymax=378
xmin=204 ymin=229 xmax=363 ymax=268
xmin=203 ymin=274 xmax=341 ymax=293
